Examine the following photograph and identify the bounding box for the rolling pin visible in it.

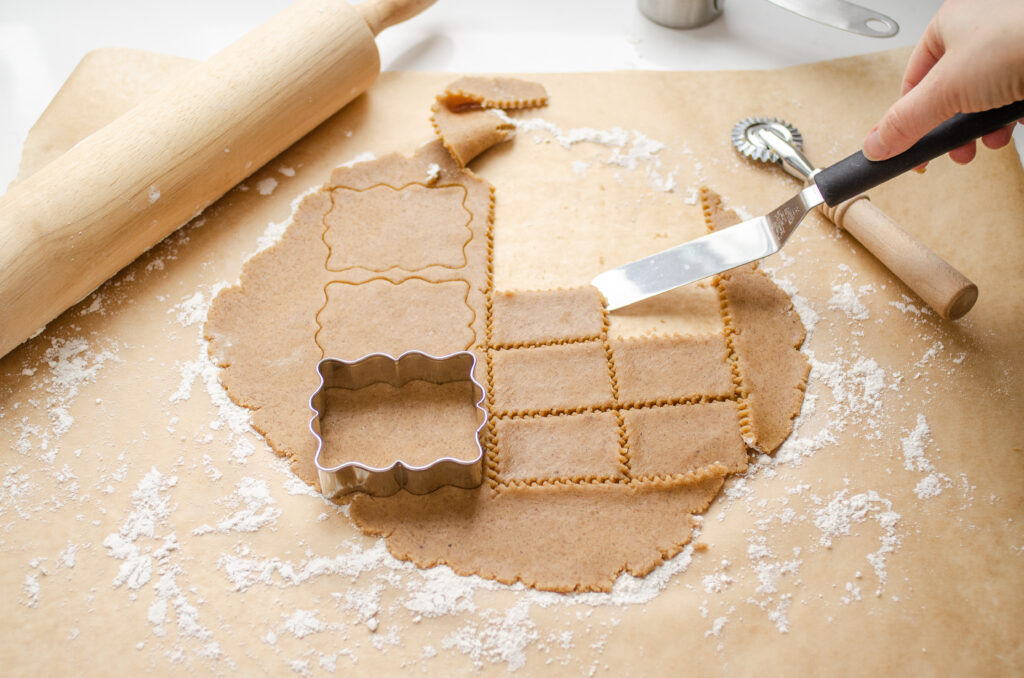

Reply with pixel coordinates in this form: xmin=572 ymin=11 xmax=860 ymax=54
xmin=0 ymin=0 xmax=436 ymax=359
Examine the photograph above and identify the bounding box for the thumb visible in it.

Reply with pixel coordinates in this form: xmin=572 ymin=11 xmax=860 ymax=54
xmin=863 ymin=67 xmax=960 ymax=161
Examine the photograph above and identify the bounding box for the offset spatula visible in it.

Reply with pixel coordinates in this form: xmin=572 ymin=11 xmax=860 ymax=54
xmin=593 ymin=101 xmax=1024 ymax=312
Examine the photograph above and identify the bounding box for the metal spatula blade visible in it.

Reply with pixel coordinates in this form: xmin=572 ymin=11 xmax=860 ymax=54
xmin=593 ymin=185 xmax=821 ymax=310
xmin=592 ymin=101 xmax=1024 ymax=312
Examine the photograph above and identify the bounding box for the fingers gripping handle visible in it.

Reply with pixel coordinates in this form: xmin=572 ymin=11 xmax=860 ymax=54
xmin=815 ymin=100 xmax=1024 ymax=206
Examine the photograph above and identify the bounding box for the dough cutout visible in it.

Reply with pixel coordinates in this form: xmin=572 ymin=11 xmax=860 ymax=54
xmin=319 ymin=380 xmax=482 ymax=469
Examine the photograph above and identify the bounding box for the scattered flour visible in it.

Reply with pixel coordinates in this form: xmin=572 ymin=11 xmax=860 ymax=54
xmin=828 ymin=282 xmax=873 ymax=321
xmin=507 ymin=115 xmax=679 ymax=193
xmin=901 ymin=415 xmax=933 ymax=473
xmin=425 ymin=162 xmax=441 ymax=185
xmin=340 ymin=151 xmax=377 ymax=168
xmin=192 ymin=477 xmax=281 ymax=535
xmin=256 ymin=177 xmax=278 ymax=196
xmin=102 ymin=467 xmax=177 ymax=591
xmin=442 ymin=600 xmax=538 ymax=672
xmin=282 ymin=609 xmax=327 ymax=638
xmin=814 ymin=490 xmax=901 ymax=595
xmin=22 ymin=573 xmax=40 ymax=608
xmin=148 ymin=185 xmax=161 ymax=204
xmin=900 ymin=415 xmax=951 ymax=499
xmin=35 ymin=336 xmax=121 ymax=440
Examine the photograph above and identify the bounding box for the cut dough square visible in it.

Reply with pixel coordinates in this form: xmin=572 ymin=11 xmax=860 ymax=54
xmin=611 ymin=334 xmax=735 ymax=404
xmin=317 ymin=278 xmax=475 ymax=359
xmin=606 ymin=283 xmax=723 ymax=340
xmin=491 ymin=286 xmax=606 ymax=348
xmin=494 ymin=411 xmax=624 ymax=483
xmin=324 ymin=184 xmax=472 ymax=272
xmin=489 ymin=340 xmax=614 ymax=414
xmin=624 ymin=402 xmax=748 ymax=478
xmin=320 ymin=380 xmax=482 ymax=469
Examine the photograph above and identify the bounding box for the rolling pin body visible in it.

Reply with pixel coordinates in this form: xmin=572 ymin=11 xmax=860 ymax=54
xmin=0 ymin=0 xmax=432 ymax=358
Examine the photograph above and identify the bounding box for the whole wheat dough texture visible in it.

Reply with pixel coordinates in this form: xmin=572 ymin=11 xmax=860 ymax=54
xmin=205 ymin=81 xmax=809 ymax=590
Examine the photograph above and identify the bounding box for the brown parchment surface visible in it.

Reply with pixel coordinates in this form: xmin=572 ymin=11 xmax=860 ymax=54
xmin=1 ymin=47 xmax=1022 ymax=676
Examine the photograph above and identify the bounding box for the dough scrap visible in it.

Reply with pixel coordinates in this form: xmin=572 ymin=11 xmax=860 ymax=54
xmin=205 ymin=79 xmax=810 ymax=592
xmin=429 ymin=77 xmax=548 ymax=168
xmin=430 ymin=103 xmax=514 ymax=168
xmin=439 ymin=76 xmax=549 ymax=110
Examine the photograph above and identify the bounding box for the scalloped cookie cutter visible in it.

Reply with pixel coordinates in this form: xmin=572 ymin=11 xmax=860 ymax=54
xmin=309 ymin=351 xmax=488 ymax=499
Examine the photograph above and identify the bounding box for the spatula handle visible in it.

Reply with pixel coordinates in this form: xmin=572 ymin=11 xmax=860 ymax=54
xmin=815 ymin=100 xmax=1024 ymax=206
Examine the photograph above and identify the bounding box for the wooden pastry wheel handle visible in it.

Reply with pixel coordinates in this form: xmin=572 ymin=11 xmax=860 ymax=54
xmin=0 ymin=0 xmax=435 ymax=360
xmin=819 ymin=196 xmax=978 ymax=320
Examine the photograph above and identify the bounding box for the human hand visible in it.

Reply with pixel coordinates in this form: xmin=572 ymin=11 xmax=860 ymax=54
xmin=863 ymin=0 xmax=1024 ymax=164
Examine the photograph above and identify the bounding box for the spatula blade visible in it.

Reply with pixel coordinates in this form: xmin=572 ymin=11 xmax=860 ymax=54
xmin=592 ymin=185 xmax=821 ymax=310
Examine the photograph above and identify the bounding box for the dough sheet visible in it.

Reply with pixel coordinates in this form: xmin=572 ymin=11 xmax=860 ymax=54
xmin=203 ymin=79 xmax=808 ymax=592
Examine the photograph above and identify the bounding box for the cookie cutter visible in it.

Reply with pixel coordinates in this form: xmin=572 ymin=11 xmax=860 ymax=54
xmin=309 ymin=351 xmax=488 ymax=499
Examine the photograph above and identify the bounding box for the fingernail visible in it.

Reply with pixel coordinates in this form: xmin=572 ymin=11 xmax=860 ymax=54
xmin=863 ymin=130 xmax=890 ymax=161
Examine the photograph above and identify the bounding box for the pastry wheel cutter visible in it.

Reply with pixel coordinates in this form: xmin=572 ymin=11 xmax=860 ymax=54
xmin=592 ymin=101 xmax=1024 ymax=316
xmin=309 ymin=351 xmax=488 ymax=499
xmin=730 ymin=116 xmax=978 ymax=319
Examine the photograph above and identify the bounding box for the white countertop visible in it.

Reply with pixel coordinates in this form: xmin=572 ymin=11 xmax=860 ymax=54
xmin=0 ymin=0 xmax=970 ymax=189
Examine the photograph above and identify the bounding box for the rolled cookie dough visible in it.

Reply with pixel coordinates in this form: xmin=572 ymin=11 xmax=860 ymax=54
xmin=205 ymin=79 xmax=809 ymax=592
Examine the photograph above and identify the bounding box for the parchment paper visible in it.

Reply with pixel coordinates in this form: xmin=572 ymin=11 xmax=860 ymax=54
xmin=1 ymin=47 xmax=1021 ymax=676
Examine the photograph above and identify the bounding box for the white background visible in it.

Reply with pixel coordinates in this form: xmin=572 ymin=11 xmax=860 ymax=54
xmin=5 ymin=0 xmax=1013 ymax=191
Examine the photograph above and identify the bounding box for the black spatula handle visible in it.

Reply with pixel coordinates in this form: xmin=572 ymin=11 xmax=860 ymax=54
xmin=815 ymin=100 xmax=1024 ymax=206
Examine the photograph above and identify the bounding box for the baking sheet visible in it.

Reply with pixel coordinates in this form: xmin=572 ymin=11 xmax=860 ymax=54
xmin=1 ymin=47 xmax=1022 ymax=675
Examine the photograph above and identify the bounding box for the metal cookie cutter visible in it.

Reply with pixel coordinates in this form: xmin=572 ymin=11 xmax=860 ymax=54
xmin=309 ymin=351 xmax=488 ymax=499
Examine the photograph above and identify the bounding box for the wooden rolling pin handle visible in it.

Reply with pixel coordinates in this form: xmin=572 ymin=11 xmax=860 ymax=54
xmin=358 ymin=0 xmax=437 ymax=35
xmin=819 ymin=196 xmax=978 ymax=320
